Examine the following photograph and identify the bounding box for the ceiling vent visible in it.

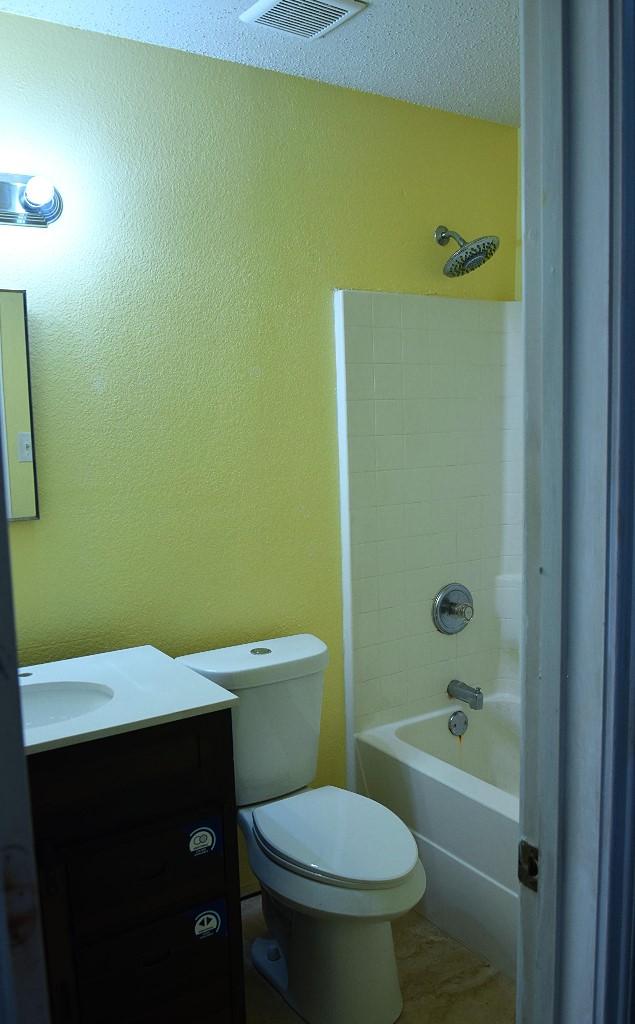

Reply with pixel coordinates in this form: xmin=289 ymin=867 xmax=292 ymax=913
xmin=239 ymin=0 xmax=366 ymax=39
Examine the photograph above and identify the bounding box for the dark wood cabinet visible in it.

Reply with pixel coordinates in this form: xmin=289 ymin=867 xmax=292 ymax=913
xmin=28 ymin=709 xmax=245 ymax=1024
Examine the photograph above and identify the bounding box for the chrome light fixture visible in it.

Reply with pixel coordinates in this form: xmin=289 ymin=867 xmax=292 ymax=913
xmin=0 ymin=172 xmax=63 ymax=227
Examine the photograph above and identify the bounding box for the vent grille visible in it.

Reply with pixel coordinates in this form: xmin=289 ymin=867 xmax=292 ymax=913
xmin=240 ymin=0 xmax=366 ymax=39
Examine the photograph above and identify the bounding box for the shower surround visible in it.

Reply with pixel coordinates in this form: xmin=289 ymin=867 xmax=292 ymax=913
xmin=335 ymin=289 xmax=523 ymax=738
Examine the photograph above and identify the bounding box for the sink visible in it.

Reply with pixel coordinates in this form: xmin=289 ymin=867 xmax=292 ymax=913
xmin=20 ymin=681 xmax=115 ymax=729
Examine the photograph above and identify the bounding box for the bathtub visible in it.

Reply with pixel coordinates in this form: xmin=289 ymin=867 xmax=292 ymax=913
xmin=356 ymin=693 xmax=519 ymax=977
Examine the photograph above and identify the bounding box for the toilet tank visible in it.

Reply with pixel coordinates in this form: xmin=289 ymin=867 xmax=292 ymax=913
xmin=177 ymin=634 xmax=328 ymax=806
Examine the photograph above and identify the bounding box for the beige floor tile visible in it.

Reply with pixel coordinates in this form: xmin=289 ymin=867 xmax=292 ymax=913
xmin=242 ymin=894 xmax=515 ymax=1024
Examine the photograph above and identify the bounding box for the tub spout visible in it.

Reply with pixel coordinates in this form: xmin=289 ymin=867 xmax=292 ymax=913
xmin=447 ymin=679 xmax=483 ymax=710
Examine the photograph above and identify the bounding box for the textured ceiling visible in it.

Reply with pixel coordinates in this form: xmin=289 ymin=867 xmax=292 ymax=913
xmin=0 ymin=0 xmax=520 ymax=125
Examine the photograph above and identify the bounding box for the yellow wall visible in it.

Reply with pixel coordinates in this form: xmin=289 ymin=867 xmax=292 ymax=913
xmin=1 ymin=13 xmax=518 ymax=793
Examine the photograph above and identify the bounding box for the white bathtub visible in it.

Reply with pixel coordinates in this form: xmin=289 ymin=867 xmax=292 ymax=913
xmin=356 ymin=693 xmax=519 ymax=977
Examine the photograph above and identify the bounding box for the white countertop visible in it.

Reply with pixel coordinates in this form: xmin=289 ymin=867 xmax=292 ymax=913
xmin=20 ymin=644 xmax=238 ymax=754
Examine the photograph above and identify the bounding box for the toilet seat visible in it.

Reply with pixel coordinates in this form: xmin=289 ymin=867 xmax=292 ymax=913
xmin=252 ymin=786 xmax=418 ymax=890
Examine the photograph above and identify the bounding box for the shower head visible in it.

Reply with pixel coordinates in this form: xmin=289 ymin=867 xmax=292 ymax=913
xmin=434 ymin=225 xmax=499 ymax=277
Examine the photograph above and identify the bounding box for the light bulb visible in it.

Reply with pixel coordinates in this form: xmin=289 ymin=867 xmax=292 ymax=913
xmin=23 ymin=175 xmax=56 ymax=209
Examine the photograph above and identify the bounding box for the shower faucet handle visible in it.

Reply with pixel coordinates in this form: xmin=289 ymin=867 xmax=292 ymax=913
xmin=449 ymin=601 xmax=473 ymax=622
xmin=432 ymin=583 xmax=474 ymax=634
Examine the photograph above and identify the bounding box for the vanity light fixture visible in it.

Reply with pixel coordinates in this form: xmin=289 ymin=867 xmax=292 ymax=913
xmin=0 ymin=172 xmax=63 ymax=227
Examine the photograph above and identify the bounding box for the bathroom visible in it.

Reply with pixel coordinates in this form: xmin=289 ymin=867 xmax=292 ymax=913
xmin=0 ymin=3 xmax=627 ymax=1024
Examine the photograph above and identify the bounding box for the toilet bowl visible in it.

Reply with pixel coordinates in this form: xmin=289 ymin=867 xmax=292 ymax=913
xmin=177 ymin=635 xmax=426 ymax=1024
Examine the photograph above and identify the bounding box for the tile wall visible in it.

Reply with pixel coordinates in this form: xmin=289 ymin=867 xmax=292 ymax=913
xmin=337 ymin=290 xmax=523 ymax=732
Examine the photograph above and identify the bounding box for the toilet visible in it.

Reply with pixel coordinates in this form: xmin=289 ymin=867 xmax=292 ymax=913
xmin=177 ymin=634 xmax=426 ymax=1024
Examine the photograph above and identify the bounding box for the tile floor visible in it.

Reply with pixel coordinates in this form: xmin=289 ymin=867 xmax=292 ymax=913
xmin=242 ymin=894 xmax=515 ymax=1023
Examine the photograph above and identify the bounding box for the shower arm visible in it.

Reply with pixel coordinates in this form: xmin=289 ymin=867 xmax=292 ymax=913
xmin=434 ymin=225 xmax=467 ymax=249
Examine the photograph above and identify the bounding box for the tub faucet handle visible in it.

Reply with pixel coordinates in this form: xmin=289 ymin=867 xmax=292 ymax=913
xmin=449 ymin=601 xmax=473 ymax=622
xmin=433 ymin=583 xmax=474 ymax=634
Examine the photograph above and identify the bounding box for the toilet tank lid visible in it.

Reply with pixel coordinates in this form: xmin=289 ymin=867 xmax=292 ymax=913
xmin=176 ymin=634 xmax=328 ymax=691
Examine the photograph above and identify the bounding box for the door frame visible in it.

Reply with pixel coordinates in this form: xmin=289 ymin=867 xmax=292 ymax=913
xmin=520 ymin=0 xmax=634 ymax=1021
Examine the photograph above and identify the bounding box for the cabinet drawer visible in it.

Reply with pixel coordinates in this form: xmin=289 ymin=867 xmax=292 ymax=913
xmin=76 ymin=899 xmax=232 ymax=1022
xmin=67 ymin=809 xmax=226 ymax=935
xmin=28 ymin=711 xmax=235 ymax=835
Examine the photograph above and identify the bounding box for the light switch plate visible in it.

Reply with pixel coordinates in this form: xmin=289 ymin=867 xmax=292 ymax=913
xmin=17 ymin=432 xmax=33 ymax=463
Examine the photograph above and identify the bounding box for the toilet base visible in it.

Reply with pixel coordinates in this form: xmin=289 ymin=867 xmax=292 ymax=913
xmin=252 ymin=891 xmax=403 ymax=1024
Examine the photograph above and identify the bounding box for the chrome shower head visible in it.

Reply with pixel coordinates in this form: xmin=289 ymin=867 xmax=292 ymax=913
xmin=434 ymin=225 xmax=499 ymax=277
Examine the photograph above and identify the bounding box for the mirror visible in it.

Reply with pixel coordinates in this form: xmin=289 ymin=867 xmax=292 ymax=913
xmin=0 ymin=290 xmax=38 ymax=520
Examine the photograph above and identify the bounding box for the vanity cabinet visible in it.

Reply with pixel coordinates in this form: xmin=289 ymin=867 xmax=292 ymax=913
xmin=27 ymin=709 xmax=245 ymax=1024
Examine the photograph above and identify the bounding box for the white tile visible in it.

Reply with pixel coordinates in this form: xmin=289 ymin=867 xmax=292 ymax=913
xmin=403 ymin=568 xmax=443 ymax=605
xmin=479 ymin=364 xmax=503 ymax=399
xmin=372 ymin=292 xmax=402 ymax=328
xmin=402 ymin=634 xmax=428 ymax=670
xmin=404 ymin=400 xmax=434 ymax=434
xmin=378 ymin=670 xmax=411 ymax=707
xmin=347 ymin=400 xmax=373 ymax=436
xmin=404 ymin=434 xmax=450 ymax=468
xmin=373 ymin=328 xmax=402 ymax=363
xmin=355 ymin=645 xmax=383 ymax=683
xmin=453 ymin=362 xmax=482 ymax=398
xmin=446 ymin=299 xmax=483 ymax=332
xmin=477 ymin=300 xmax=507 ymax=333
xmin=346 ymin=363 xmax=374 ymax=401
xmin=411 ymin=659 xmax=457 ymax=700
xmin=427 ymin=332 xmax=459 ymax=364
xmin=401 ymin=294 xmax=429 ymax=329
xmin=403 ymin=363 xmax=431 ymax=398
xmin=404 ymin=602 xmax=434 ymax=636
xmin=376 ymin=504 xmax=405 ymax=539
xmin=426 ymin=530 xmax=457 ymax=565
xmin=455 ymin=614 xmax=496 ymax=656
xmin=402 ymin=329 xmax=428 ymax=363
xmin=348 ymin=435 xmax=376 ymax=473
xmin=377 ymin=572 xmax=406 ymax=609
xmin=414 ymin=296 xmax=452 ymax=332
xmin=376 ymin=538 xmax=406 ymax=575
xmin=427 ymin=363 xmax=461 ymax=398
xmin=456 ymin=523 xmax=483 ymax=561
xmin=376 ymin=435 xmax=405 ymax=470
xmin=356 ymin=678 xmax=383 ymax=714
xmin=376 ymin=469 xmax=406 ymax=505
xmin=403 ymin=502 xmax=427 ymax=536
xmin=378 ymin=606 xmax=406 ymax=642
xmin=349 ymin=471 xmax=377 ymax=509
xmin=479 ymin=334 xmax=506 ymax=365
xmin=405 ymin=465 xmax=457 ymax=502
xmin=374 ymin=364 xmax=403 ymax=399
xmin=350 ymin=507 xmax=378 ymax=545
xmin=451 ymin=560 xmax=484 ymax=590
xmin=375 ymin=639 xmax=408 ymax=676
xmin=342 ymin=290 xmax=372 ymax=326
xmin=375 ymin=400 xmax=404 ymax=435
xmin=456 ymin=496 xmax=482 ymax=530
xmin=352 ymin=577 xmax=379 ymax=613
xmin=428 ymin=496 xmax=456 ymax=533
xmin=426 ymin=630 xmax=457 ymax=665
xmin=403 ymin=535 xmax=435 ymax=569
xmin=355 ymin=610 xmax=380 ymax=647
xmin=351 ymin=542 xmax=378 ymax=580
xmin=346 ymin=325 xmax=373 ymax=363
